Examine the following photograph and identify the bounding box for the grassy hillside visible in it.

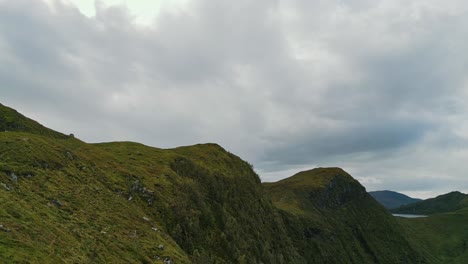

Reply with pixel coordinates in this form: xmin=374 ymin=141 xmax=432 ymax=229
xmin=0 ymin=131 xmax=305 ymax=263
xmin=264 ymin=168 xmax=426 ymax=263
xmin=391 ymin=191 xmax=468 ymax=215
xmin=0 ymin=103 xmax=429 ymax=263
xmin=398 ymin=207 xmax=468 ymax=263
xmin=369 ymin=190 xmax=422 ymax=209
xmin=0 ymin=132 xmax=190 ymax=263
xmin=0 ymin=103 xmax=67 ymax=139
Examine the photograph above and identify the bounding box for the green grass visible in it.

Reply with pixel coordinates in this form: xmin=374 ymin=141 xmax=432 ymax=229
xmin=398 ymin=208 xmax=468 ymax=263
xmin=0 ymin=133 xmax=189 ymax=263
xmin=0 ymin=131 xmax=305 ymax=263
xmin=0 ymin=103 xmax=433 ymax=263
xmin=264 ymin=168 xmax=426 ymax=263
xmin=0 ymin=103 xmax=68 ymax=139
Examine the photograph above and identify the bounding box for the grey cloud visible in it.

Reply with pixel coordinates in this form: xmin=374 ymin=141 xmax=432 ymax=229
xmin=2 ymin=0 xmax=468 ymax=198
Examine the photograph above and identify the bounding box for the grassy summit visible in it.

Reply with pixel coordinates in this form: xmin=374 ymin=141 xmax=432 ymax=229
xmin=264 ymin=168 xmax=424 ymax=263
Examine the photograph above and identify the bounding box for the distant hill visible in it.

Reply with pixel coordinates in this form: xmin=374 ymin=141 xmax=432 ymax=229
xmin=369 ymin=190 xmax=422 ymax=209
xmin=391 ymin=191 xmax=468 ymax=215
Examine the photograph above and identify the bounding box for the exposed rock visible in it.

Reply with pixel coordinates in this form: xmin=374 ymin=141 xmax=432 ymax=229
xmin=9 ymin=173 xmax=18 ymax=183
xmin=158 ymin=244 xmax=165 ymax=250
xmin=1 ymin=182 xmax=11 ymax=191
xmin=143 ymin=216 xmax=150 ymax=221
xmin=310 ymin=175 xmax=366 ymax=209
xmin=51 ymin=199 xmax=63 ymax=207
xmin=0 ymin=224 xmax=10 ymax=232
xmin=65 ymin=151 xmax=74 ymax=160
xmin=130 ymin=180 xmax=141 ymax=193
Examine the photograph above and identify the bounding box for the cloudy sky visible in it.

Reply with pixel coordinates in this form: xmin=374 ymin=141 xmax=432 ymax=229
xmin=2 ymin=0 xmax=468 ymax=198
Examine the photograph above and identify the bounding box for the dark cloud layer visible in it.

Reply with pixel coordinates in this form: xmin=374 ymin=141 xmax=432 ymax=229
xmin=2 ymin=0 xmax=468 ymax=198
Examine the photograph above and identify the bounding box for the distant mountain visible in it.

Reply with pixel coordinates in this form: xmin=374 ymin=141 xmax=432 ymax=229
xmin=391 ymin=191 xmax=468 ymax=215
xmin=369 ymin=190 xmax=422 ymax=209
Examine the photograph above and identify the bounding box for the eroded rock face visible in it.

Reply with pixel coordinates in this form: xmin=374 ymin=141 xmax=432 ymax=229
xmin=310 ymin=175 xmax=367 ymax=209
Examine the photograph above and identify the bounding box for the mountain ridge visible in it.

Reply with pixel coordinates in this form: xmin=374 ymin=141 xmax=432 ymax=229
xmin=0 ymin=103 xmax=426 ymax=263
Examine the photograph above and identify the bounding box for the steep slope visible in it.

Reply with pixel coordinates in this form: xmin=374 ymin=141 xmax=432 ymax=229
xmin=369 ymin=190 xmax=422 ymax=209
xmin=0 ymin=103 xmax=67 ymax=139
xmin=0 ymin=134 xmax=305 ymax=263
xmin=0 ymin=103 xmax=301 ymax=263
xmin=391 ymin=191 xmax=468 ymax=215
xmin=264 ymin=168 xmax=426 ymax=263
xmin=0 ymin=103 xmax=429 ymax=263
xmin=0 ymin=133 xmax=190 ymax=263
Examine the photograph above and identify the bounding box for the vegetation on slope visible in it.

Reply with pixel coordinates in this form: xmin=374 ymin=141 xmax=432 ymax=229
xmin=0 ymin=103 xmax=429 ymax=263
xmin=391 ymin=191 xmax=468 ymax=215
xmin=0 ymin=103 xmax=67 ymax=139
xmin=0 ymin=133 xmax=189 ymax=263
xmin=264 ymin=168 xmax=426 ymax=263
xmin=369 ymin=190 xmax=422 ymax=209
xmin=398 ymin=207 xmax=468 ymax=264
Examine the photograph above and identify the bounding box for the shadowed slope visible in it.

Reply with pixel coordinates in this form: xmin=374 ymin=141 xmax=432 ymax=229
xmin=264 ymin=168 xmax=426 ymax=263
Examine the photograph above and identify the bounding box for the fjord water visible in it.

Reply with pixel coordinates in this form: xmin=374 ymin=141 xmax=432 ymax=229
xmin=393 ymin=214 xmax=427 ymax=218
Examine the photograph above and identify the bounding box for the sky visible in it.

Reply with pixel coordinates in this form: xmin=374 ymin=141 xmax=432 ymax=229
xmin=2 ymin=0 xmax=468 ymax=199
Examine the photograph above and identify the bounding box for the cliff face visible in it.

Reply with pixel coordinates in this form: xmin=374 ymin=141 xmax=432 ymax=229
xmin=0 ymin=103 xmax=426 ymax=263
xmin=0 ymin=132 xmax=301 ymax=263
xmin=264 ymin=168 xmax=426 ymax=263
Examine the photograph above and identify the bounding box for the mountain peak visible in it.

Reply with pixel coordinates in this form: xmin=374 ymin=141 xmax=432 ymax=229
xmin=273 ymin=167 xmax=362 ymax=192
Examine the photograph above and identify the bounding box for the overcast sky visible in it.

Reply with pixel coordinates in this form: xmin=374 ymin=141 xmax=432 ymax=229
xmin=2 ymin=0 xmax=468 ymax=198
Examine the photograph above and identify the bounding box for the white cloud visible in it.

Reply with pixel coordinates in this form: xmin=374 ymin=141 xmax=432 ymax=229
xmin=66 ymin=0 xmax=190 ymax=25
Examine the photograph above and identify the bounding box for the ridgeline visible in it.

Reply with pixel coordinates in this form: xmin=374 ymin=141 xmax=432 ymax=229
xmin=0 ymin=103 xmax=427 ymax=263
